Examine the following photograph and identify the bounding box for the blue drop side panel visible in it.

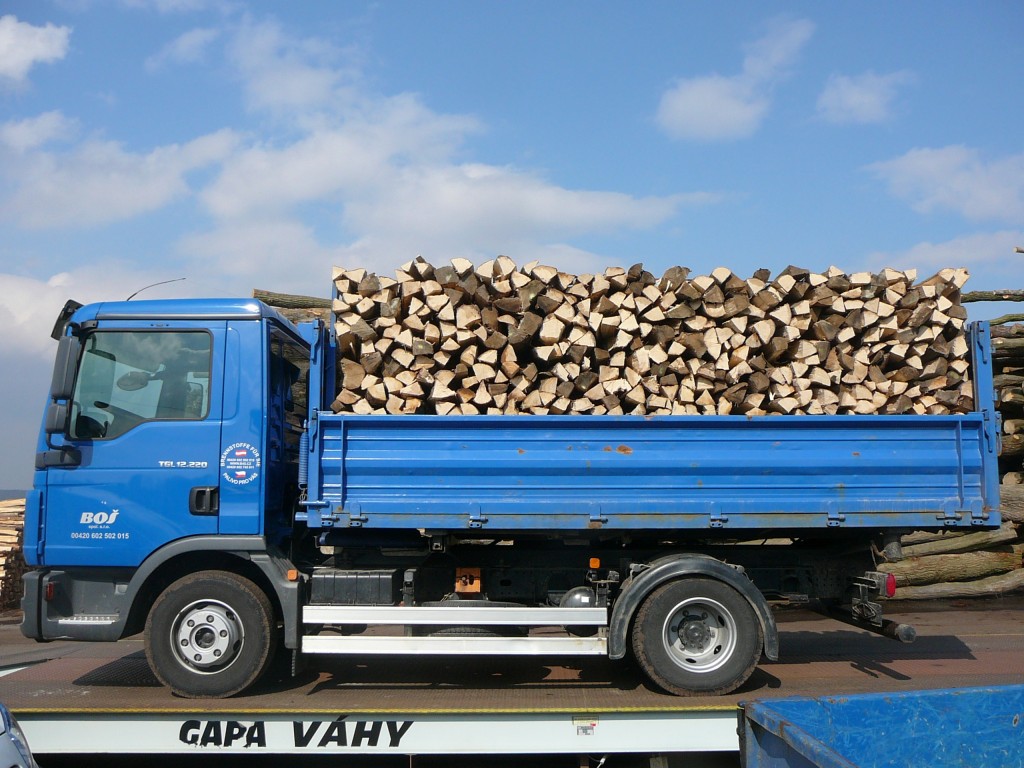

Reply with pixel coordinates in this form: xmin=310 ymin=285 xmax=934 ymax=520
xmin=308 ymin=413 xmax=996 ymax=532
xmin=741 ymin=684 xmax=1024 ymax=768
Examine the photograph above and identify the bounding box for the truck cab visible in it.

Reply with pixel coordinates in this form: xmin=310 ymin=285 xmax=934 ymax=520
xmin=23 ymin=300 xmax=322 ymax=661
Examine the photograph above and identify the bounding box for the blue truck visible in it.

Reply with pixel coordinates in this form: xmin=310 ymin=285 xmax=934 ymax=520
xmin=21 ymin=297 xmax=1001 ymax=698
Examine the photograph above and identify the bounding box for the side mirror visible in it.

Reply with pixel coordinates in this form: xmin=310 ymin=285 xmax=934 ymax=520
xmin=45 ymin=402 xmax=69 ymax=436
xmin=116 ymin=371 xmax=151 ymax=391
xmin=50 ymin=335 xmax=81 ymax=401
xmin=50 ymin=299 xmax=82 ymax=341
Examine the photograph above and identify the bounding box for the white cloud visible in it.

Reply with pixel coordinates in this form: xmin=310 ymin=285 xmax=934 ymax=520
xmin=0 ymin=15 xmax=71 ymax=84
xmin=202 ymin=93 xmax=480 ymax=218
xmin=227 ymin=16 xmax=356 ymax=116
xmin=869 ymin=230 xmax=1023 ymax=269
xmin=817 ymin=70 xmax=915 ymax=124
xmin=1 ymin=128 xmax=239 ymax=228
xmin=146 ymin=27 xmax=220 ymax=71
xmin=0 ymin=265 xmax=187 ymax=359
xmin=346 ymin=163 xmax=690 ymax=246
xmin=119 ymin=0 xmax=224 ymax=13
xmin=178 ymin=218 xmax=343 ymax=296
xmin=656 ymin=17 xmax=814 ymax=141
xmin=198 ymin=72 xmax=700 ymax=272
xmin=867 ymin=230 xmax=1024 ymax=295
xmin=868 ymin=146 xmax=1024 ymax=223
xmin=0 ymin=111 xmax=76 ymax=152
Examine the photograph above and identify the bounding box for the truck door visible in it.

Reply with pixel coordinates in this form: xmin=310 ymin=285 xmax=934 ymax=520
xmin=41 ymin=322 xmax=225 ymax=567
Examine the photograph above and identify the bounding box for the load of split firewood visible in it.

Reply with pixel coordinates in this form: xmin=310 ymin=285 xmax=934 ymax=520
xmin=0 ymin=499 xmax=26 ymax=611
xmin=327 ymin=258 xmax=972 ymax=418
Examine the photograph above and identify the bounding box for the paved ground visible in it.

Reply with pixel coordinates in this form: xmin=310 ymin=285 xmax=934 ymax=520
xmin=3 ymin=598 xmax=1023 ymax=713
xmin=2 ymin=597 xmax=1023 ymax=766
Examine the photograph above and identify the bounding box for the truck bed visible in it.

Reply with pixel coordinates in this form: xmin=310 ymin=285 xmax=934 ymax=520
xmin=301 ymin=412 xmax=999 ymax=534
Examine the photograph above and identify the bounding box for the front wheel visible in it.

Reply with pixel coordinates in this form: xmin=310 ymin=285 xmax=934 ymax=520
xmin=631 ymin=577 xmax=762 ymax=696
xmin=145 ymin=571 xmax=277 ymax=698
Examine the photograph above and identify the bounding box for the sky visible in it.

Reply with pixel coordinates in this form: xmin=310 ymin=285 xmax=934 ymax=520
xmin=1 ymin=1 xmax=1022 ymax=490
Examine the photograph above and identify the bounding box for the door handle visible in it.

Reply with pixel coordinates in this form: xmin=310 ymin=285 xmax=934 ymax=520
xmin=189 ymin=486 xmax=220 ymax=516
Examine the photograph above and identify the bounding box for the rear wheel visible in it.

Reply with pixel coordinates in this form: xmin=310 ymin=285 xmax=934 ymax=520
xmin=631 ymin=577 xmax=762 ymax=696
xmin=145 ymin=571 xmax=277 ymax=698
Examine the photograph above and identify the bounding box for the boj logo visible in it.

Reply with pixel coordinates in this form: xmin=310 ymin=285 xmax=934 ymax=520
xmin=80 ymin=511 xmax=120 ymax=525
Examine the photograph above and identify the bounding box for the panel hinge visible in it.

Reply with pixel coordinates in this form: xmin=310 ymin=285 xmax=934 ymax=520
xmin=962 ymin=498 xmax=988 ymax=526
xmin=468 ymin=507 xmax=488 ymax=529
xmin=936 ymin=503 xmax=963 ymax=526
xmin=708 ymin=506 xmax=728 ymax=528
xmin=826 ymin=502 xmax=845 ymax=527
xmin=346 ymin=504 xmax=367 ymax=527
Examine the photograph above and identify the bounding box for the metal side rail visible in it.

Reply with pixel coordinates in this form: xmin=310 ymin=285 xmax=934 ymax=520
xmin=302 ymin=605 xmax=609 ymax=655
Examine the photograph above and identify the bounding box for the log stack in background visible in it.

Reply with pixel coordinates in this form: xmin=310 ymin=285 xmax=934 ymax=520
xmin=873 ymin=286 xmax=1024 ymax=599
xmin=327 ymin=258 xmax=973 ymax=418
xmin=0 ymin=499 xmax=26 ymax=611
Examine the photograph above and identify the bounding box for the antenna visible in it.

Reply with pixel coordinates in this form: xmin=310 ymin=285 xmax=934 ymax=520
xmin=126 ymin=277 xmax=186 ymax=301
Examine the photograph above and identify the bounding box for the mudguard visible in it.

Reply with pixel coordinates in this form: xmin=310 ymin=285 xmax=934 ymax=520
xmin=608 ymin=553 xmax=779 ymax=661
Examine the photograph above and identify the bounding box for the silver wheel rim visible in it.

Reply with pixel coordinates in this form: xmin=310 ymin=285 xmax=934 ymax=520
xmin=661 ymin=596 xmax=738 ymax=674
xmin=171 ymin=599 xmax=243 ymax=674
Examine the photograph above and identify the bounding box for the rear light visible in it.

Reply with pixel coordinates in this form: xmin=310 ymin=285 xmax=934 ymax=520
xmin=885 ymin=572 xmax=897 ymax=598
xmin=44 ymin=581 xmax=55 ymax=601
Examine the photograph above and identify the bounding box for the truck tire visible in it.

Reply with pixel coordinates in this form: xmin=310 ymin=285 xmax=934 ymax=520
xmin=631 ymin=577 xmax=762 ymax=696
xmin=144 ymin=571 xmax=277 ymax=698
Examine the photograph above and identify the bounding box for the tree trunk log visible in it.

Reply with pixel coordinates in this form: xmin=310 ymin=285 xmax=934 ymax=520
xmin=887 ymin=568 xmax=1024 ymax=599
xmin=999 ymin=487 xmax=1024 ymax=524
xmin=879 ymin=546 xmax=1023 ymax=587
xmin=253 ymin=289 xmax=331 ymax=309
xmin=962 ymin=290 xmax=1024 ymax=303
xmin=900 ymin=522 xmax=1018 ymax=557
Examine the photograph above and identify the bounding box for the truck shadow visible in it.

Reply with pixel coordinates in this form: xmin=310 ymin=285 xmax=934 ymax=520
xmin=67 ymin=628 xmax=978 ymax=699
xmin=73 ymin=650 xmax=162 ymax=688
xmin=779 ymin=628 xmax=975 ymax=663
xmin=300 ymin=655 xmax=644 ymax=695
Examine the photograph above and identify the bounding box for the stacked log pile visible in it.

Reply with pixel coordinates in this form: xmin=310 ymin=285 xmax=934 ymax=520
xmin=878 ymin=522 xmax=1024 ymax=599
xmin=0 ymin=499 xmax=26 ymax=611
xmin=875 ymin=285 xmax=1024 ymax=599
xmin=326 ymin=259 xmax=973 ymax=418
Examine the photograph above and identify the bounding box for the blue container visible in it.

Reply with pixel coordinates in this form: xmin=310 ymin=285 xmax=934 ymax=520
xmin=739 ymin=685 xmax=1024 ymax=768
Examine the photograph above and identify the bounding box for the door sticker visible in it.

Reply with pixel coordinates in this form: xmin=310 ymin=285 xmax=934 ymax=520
xmin=221 ymin=442 xmax=261 ymax=485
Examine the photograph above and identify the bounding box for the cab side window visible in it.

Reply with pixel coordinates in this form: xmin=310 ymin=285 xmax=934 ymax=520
xmin=70 ymin=331 xmax=212 ymax=440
